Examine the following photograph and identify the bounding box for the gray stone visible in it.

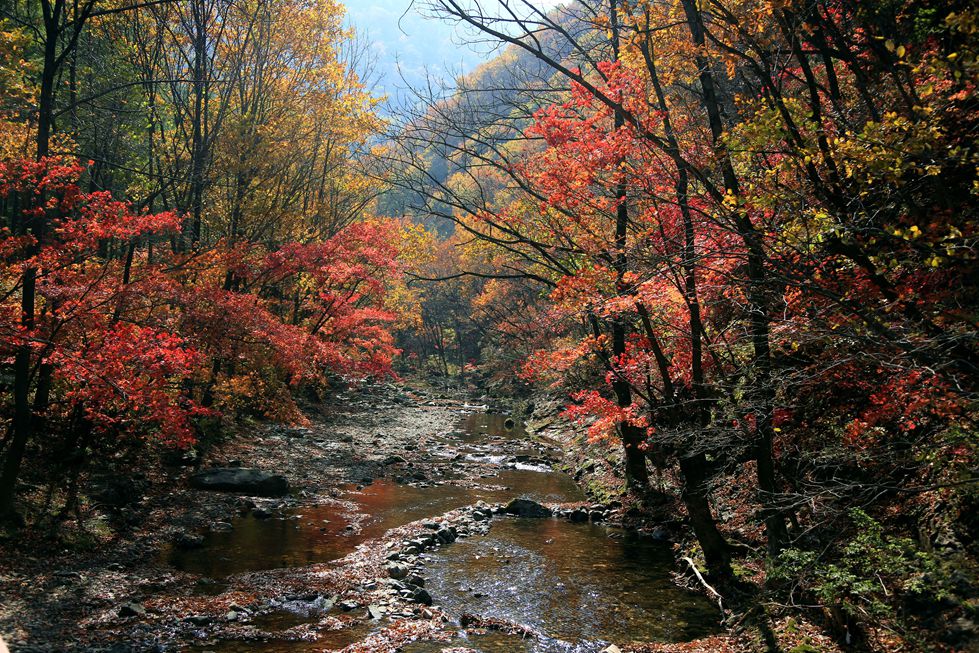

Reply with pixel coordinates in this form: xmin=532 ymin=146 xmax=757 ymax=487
xmin=648 ymin=526 xmax=672 ymax=541
xmin=386 ymin=562 xmax=409 ymax=580
xmin=118 ymin=603 xmax=146 ymax=618
xmin=569 ymin=508 xmax=589 ymax=523
xmin=182 ymin=615 xmax=213 ymax=626
xmin=188 ymin=468 xmax=289 ymax=497
xmin=505 ymin=498 xmax=552 ymax=518
xmin=173 ymin=531 xmax=204 ymax=549
xmin=409 ymin=587 xmax=433 ymax=605
xmin=435 ymin=527 xmax=455 ymax=543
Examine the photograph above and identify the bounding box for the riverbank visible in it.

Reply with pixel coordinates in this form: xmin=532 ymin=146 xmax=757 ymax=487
xmin=0 ymin=382 xmax=835 ymax=653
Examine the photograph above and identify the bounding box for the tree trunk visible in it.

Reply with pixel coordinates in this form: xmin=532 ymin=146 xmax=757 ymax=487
xmin=0 ymin=9 xmax=59 ymax=520
xmin=679 ymin=0 xmax=788 ymax=553
xmin=610 ymin=0 xmax=648 ymax=489
xmin=679 ymin=453 xmax=733 ymax=580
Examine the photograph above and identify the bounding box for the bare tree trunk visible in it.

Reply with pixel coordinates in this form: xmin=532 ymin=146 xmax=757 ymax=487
xmin=0 ymin=4 xmax=60 ymax=519
xmin=679 ymin=0 xmax=788 ymax=554
xmin=610 ymin=0 xmax=648 ymax=489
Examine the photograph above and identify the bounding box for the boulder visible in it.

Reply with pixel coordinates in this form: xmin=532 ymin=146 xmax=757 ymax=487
xmin=93 ymin=477 xmax=145 ymax=508
xmin=569 ymin=508 xmax=589 ymax=523
xmin=435 ymin=527 xmax=455 ymax=544
xmin=409 ymin=587 xmax=433 ymax=605
xmin=251 ymin=507 xmax=273 ymax=519
xmin=188 ymin=468 xmax=289 ymax=497
xmin=504 ymin=498 xmax=552 ymax=518
xmin=386 ymin=562 xmax=409 ymax=580
xmin=182 ymin=615 xmax=213 ymax=626
xmin=118 ymin=603 xmax=146 ymax=618
xmin=173 ymin=531 xmax=204 ymax=550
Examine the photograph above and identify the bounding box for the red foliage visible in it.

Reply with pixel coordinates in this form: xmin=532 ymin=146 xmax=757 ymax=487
xmin=0 ymin=157 xmax=402 ymax=450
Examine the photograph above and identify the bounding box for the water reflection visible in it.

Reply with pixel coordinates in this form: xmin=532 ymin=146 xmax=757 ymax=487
xmin=455 ymin=413 xmax=525 ymax=442
xmin=170 ymin=412 xmax=719 ymax=652
xmin=423 ymin=517 xmax=720 ymax=647
xmin=183 ymin=619 xmax=375 ymax=653
xmin=169 ymin=468 xmax=583 ymax=577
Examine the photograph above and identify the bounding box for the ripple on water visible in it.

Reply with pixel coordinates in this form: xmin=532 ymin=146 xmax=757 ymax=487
xmin=168 ymin=413 xmax=573 ymax=578
xmin=168 ymin=470 xmax=584 ymax=577
xmin=421 ymin=517 xmax=721 ymax=648
xmin=171 ymin=412 xmax=719 ymax=652
xmin=183 ymin=618 xmax=375 ymax=653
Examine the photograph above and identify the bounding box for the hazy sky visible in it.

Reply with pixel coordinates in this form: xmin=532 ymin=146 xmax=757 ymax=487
xmin=343 ymin=1 xmax=565 ymax=108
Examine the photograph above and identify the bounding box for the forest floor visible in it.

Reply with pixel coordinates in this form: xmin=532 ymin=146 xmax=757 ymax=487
xmin=0 ymin=382 xmax=840 ymax=653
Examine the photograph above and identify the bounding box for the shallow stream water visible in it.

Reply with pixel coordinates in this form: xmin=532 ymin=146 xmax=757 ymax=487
xmin=178 ymin=412 xmax=720 ymax=652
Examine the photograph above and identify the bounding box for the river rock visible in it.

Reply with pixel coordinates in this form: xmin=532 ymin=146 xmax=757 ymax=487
xmin=648 ymin=526 xmax=672 ymax=541
xmin=408 ymin=587 xmax=433 ymax=605
xmin=386 ymin=562 xmax=409 ymax=580
xmin=118 ymin=603 xmax=145 ymax=618
xmin=435 ymin=527 xmax=455 ymax=543
xmin=188 ymin=468 xmax=289 ymax=497
xmin=413 ymin=534 xmax=436 ymax=547
xmin=471 ymin=509 xmax=489 ymax=521
xmin=93 ymin=477 xmax=145 ymax=508
xmin=505 ymin=498 xmax=552 ymax=518
xmin=182 ymin=615 xmax=213 ymax=626
xmin=173 ymin=531 xmax=204 ymax=549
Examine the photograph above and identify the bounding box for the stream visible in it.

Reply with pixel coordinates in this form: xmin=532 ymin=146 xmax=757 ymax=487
xmin=179 ymin=411 xmax=720 ymax=652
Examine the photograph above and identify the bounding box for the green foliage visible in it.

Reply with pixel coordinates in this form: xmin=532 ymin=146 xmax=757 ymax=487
xmin=772 ymin=509 xmax=945 ymax=622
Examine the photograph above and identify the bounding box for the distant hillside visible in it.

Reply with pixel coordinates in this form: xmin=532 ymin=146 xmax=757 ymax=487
xmin=376 ymin=3 xmax=587 ymax=235
xmin=346 ymin=0 xmax=569 ymax=110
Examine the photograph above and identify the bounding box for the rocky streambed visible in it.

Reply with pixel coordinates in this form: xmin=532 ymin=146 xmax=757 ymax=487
xmin=0 ymin=384 xmax=721 ymax=652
